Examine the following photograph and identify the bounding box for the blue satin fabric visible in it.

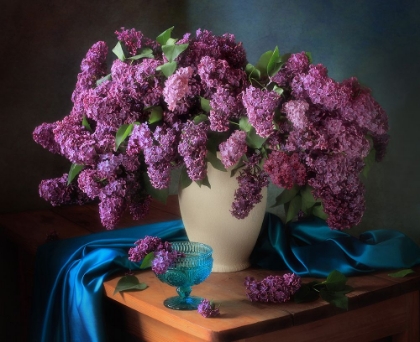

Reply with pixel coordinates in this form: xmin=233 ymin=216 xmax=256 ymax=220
xmin=31 ymin=214 xmax=420 ymax=342
xmin=250 ymin=214 xmax=420 ymax=277
xmin=31 ymin=220 xmax=187 ymax=342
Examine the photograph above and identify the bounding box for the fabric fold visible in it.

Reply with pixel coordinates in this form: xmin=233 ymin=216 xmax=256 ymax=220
xmin=250 ymin=214 xmax=420 ymax=277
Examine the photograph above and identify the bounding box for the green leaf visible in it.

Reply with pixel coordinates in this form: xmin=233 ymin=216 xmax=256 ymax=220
xmin=193 ymin=113 xmax=208 ymax=124
xmin=162 ymin=43 xmax=189 ymax=63
xmin=362 ymin=147 xmax=376 ymax=178
xmin=156 ymin=61 xmax=178 ymax=77
xmin=96 ymin=73 xmax=112 ymax=86
xmin=267 ymin=46 xmax=283 ymax=77
xmin=206 ymin=151 xmax=227 ymax=172
xmin=200 ymin=97 xmax=211 ymax=113
xmin=319 ymin=290 xmax=349 ymax=310
xmin=239 ymin=117 xmax=267 ymax=148
xmin=286 ymin=194 xmax=302 ymax=222
xmin=82 ymin=115 xmax=92 ymax=132
xmin=239 ymin=116 xmax=253 ymax=132
xmin=324 ymin=270 xmax=347 ymax=292
xmin=147 ymin=106 xmax=163 ymax=124
xmin=246 ymin=128 xmax=267 ymax=149
xmin=245 ymin=63 xmax=261 ymax=80
xmin=140 ymin=252 xmax=155 ymax=269
xmin=128 ymin=48 xmax=154 ymax=60
xmin=293 ymin=282 xmax=320 ymax=303
xmin=115 ymin=123 xmax=134 ymax=151
xmin=295 ymin=271 xmax=352 ymax=310
xmin=156 ymin=27 xmax=174 ymax=45
xmin=114 ymin=275 xmax=148 ymax=295
xmin=166 ymin=38 xmax=177 ymax=45
xmin=206 ymin=131 xmax=230 ymax=155
xmin=179 ymin=166 xmax=192 ymax=189
xmin=255 ymin=50 xmax=273 ymax=78
xmin=388 ymin=269 xmax=415 ymax=278
xmin=271 ymin=185 xmax=299 ymax=207
xmin=196 ymin=176 xmax=211 ymax=189
xmin=312 ymin=203 xmax=328 ymax=220
xmin=230 ymin=158 xmax=245 ymax=177
xmin=273 ymin=85 xmax=284 ymax=96
xmin=112 ymin=41 xmax=126 ymax=61
xmin=305 ymin=51 xmax=313 ymax=63
xmin=300 ymin=185 xmax=316 ymax=213
xmin=67 ymin=163 xmax=84 ymax=185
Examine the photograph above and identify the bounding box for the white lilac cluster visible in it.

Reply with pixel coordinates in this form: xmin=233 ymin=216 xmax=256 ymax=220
xmin=34 ymin=26 xmax=389 ymax=230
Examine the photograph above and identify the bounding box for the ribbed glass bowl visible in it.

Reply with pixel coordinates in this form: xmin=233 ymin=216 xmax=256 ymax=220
xmin=155 ymin=241 xmax=213 ymax=310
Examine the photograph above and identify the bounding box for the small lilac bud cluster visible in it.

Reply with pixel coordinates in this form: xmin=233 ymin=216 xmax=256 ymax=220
xmin=244 ymin=273 xmax=301 ymax=303
xmin=197 ymin=299 xmax=220 ymax=318
xmin=128 ymin=236 xmax=183 ymax=274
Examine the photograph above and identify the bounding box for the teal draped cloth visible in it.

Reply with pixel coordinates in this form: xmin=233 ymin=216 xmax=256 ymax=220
xmin=31 ymin=213 xmax=420 ymax=342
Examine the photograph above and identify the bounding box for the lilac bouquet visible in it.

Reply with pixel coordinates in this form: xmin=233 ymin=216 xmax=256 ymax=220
xmin=33 ymin=26 xmax=389 ymax=230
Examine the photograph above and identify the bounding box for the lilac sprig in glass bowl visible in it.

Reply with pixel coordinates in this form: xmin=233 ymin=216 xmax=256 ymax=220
xmin=128 ymin=236 xmax=183 ymax=274
xmin=155 ymin=241 xmax=213 ymax=310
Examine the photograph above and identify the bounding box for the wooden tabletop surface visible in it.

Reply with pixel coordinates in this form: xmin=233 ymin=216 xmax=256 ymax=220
xmin=103 ymin=265 xmax=420 ymax=341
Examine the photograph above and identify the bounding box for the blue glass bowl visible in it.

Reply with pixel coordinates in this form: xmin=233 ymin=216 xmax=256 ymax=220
xmin=155 ymin=241 xmax=213 ymax=310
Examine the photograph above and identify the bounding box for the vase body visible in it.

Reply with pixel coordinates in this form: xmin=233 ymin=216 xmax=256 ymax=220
xmin=178 ymin=163 xmax=267 ymax=272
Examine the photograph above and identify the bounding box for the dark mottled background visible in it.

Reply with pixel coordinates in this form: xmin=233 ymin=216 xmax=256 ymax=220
xmin=1 ymin=0 xmax=419 ymax=240
xmin=1 ymin=0 xmax=420 ymax=339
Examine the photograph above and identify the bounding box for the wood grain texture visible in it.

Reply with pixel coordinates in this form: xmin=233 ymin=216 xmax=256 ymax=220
xmin=103 ymin=267 xmax=420 ymax=342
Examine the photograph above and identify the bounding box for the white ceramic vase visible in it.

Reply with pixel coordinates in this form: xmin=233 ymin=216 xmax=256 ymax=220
xmin=178 ymin=162 xmax=267 ymax=272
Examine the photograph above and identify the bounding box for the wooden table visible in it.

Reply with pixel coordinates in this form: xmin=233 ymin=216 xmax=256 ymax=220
xmin=1 ymin=195 xmax=419 ymax=341
xmin=103 ymin=267 xmax=420 ymax=342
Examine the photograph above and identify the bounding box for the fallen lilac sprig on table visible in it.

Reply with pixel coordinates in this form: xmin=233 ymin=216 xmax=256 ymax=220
xmin=197 ymin=299 xmax=220 ymax=318
xmin=244 ymin=273 xmax=301 ymax=303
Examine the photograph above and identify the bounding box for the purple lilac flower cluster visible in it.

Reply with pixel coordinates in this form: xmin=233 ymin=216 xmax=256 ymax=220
xmin=268 ymin=52 xmax=389 ymax=229
xmin=231 ymin=154 xmax=269 ymax=219
xmin=34 ymin=26 xmax=389 ymax=230
xmin=219 ymin=130 xmax=247 ymax=168
xmin=128 ymin=236 xmax=182 ymax=274
xmin=178 ymin=121 xmax=209 ymax=181
xmin=244 ymin=273 xmax=301 ymax=303
xmin=38 ymin=173 xmax=89 ymax=207
xmin=263 ymin=151 xmax=306 ymax=190
xmin=197 ymin=299 xmax=220 ymax=318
